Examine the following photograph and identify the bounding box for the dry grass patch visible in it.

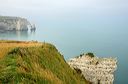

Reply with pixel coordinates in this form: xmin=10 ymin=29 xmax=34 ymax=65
xmin=0 ymin=40 xmax=43 ymax=58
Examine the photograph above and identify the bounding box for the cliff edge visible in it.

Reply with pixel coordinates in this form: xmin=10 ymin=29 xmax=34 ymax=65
xmin=0 ymin=40 xmax=88 ymax=84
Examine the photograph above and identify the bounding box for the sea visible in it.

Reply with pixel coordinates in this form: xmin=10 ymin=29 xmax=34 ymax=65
xmin=0 ymin=19 xmax=127 ymax=84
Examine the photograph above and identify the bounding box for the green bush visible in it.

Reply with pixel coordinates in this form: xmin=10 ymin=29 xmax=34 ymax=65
xmin=86 ymin=52 xmax=95 ymax=58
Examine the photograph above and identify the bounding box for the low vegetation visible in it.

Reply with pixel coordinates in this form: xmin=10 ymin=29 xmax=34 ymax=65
xmin=85 ymin=52 xmax=95 ymax=58
xmin=0 ymin=40 xmax=42 ymax=58
xmin=0 ymin=40 xmax=88 ymax=84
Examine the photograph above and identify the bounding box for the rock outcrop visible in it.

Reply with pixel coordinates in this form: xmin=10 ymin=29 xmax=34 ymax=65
xmin=0 ymin=16 xmax=34 ymax=31
xmin=68 ymin=54 xmax=117 ymax=84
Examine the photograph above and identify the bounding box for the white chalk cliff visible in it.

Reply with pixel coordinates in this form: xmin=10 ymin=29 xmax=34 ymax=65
xmin=68 ymin=54 xmax=117 ymax=84
xmin=0 ymin=16 xmax=34 ymax=31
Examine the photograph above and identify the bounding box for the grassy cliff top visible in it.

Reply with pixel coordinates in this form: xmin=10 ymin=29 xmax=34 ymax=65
xmin=0 ymin=40 xmax=43 ymax=58
xmin=0 ymin=40 xmax=88 ymax=84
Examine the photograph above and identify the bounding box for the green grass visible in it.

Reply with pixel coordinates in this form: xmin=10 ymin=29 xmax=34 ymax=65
xmin=0 ymin=41 xmax=88 ymax=84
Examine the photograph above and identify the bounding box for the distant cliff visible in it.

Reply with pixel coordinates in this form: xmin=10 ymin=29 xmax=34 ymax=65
xmin=0 ymin=16 xmax=34 ymax=31
xmin=68 ymin=53 xmax=117 ymax=84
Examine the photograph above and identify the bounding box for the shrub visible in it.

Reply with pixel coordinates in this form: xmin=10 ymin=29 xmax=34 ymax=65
xmin=85 ymin=52 xmax=95 ymax=58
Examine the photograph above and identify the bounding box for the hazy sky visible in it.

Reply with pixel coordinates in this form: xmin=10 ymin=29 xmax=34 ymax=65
xmin=0 ymin=0 xmax=128 ymax=16
xmin=0 ymin=0 xmax=128 ymax=23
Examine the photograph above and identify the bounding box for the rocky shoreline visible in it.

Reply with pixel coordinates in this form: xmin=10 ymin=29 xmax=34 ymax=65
xmin=68 ymin=53 xmax=117 ymax=84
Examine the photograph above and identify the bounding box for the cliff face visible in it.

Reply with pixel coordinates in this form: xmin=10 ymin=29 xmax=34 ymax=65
xmin=0 ymin=16 xmax=31 ymax=31
xmin=68 ymin=55 xmax=117 ymax=84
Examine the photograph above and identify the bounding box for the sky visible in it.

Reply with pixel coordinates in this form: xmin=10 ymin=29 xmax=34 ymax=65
xmin=0 ymin=0 xmax=128 ymax=29
xmin=0 ymin=0 xmax=128 ymax=22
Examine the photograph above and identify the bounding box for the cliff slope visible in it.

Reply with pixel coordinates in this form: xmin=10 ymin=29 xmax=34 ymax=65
xmin=0 ymin=40 xmax=88 ymax=84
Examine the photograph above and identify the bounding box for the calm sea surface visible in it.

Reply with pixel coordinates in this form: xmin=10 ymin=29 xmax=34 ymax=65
xmin=0 ymin=20 xmax=127 ymax=84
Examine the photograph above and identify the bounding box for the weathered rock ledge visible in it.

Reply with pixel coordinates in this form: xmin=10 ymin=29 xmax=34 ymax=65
xmin=68 ymin=53 xmax=117 ymax=84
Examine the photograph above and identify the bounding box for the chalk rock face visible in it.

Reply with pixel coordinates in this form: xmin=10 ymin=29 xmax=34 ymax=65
xmin=68 ymin=55 xmax=117 ymax=84
xmin=0 ymin=16 xmax=31 ymax=31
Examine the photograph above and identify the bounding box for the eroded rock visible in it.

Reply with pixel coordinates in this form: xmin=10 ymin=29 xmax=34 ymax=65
xmin=68 ymin=54 xmax=117 ymax=84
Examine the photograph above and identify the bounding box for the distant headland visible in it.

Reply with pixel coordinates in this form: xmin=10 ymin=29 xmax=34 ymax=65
xmin=0 ymin=16 xmax=36 ymax=32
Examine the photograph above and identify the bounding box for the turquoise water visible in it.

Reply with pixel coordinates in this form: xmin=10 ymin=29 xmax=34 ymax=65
xmin=0 ymin=21 xmax=127 ymax=83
